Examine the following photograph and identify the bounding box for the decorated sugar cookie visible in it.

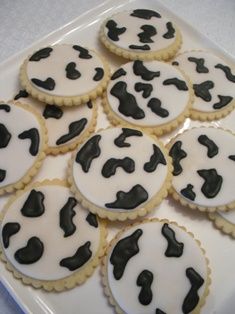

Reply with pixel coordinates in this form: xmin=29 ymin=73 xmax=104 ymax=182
xmin=14 ymin=90 xmax=97 ymax=155
xmin=208 ymin=210 xmax=235 ymax=238
xmin=173 ymin=51 xmax=235 ymax=120
xmin=0 ymin=180 xmax=106 ymax=291
xmin=101 ymin=219 xmax=211 ymax=314
xmin=103 ymin=60 xmax=193 ymax=135
xmin=0 ymin=101 xmax=47 ymax=195
xmin=99 ymin=9 xmax=182 ymax=61
xmin=68 ymin=127 xmax=172 ymax=220
xmin=168 ymin=127 xmax=235 ymax=211
xmin=19 ymin=44 xmax=110 ymax=106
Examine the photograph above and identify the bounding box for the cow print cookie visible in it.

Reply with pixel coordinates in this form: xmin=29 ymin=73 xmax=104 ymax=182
xmin=168 ymin=127 xmax=235 ymax=211
xmin=99 ymin=9 xmax=182 ymax=61
xmin=0 ymin=101 xmax=47 ymax=195
xmin=173 ymin=51 xmax=235 ymax=121
xmin=208 ymin=209 xmax=235 ymax=238
xmin=68 ymin=127 xmax=172 ymax=221
xmin=0 ymin=179 xmax=107 ymax=291
xmin=103 ymin=60 xmax=193 ymax=135
xmin=14 ymin=90 xmax=97 ymax=155
xmin=101 ymin=218 xmax=211 ymax=314
xmin=19 ymin=44 xmax=110 ymax=106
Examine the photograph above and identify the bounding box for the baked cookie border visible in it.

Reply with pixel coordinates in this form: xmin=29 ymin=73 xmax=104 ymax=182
xmin=208 ymin=211 xmax=235 ymax=238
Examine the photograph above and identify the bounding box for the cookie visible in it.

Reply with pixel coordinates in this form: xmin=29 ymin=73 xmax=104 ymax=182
xmin=173 ymin=50 xmax=235 ymax=120
xmin=68 ymin=127 xmax=172 ymax=221
xmin=19 ymin=44 xmax=110 ymax=106
xmin=168 ymin=127 xmax=235 ymax=212
xmin=0 ymin=179 xmax=107 ymax=291
xmin=0 ymin=101 xmax=47 ymax=195
xmin=101 ymin=218 xmax=211 ymax=314
xmin=14 ymin=90 xmax=97 ymax=155
xmin=208 ymin=210 xmax=235 ymax=238
xmin=103 ymin=60 xmax=193 ymax=135
xmin=99 ymin=9 xmax=182 ymax=61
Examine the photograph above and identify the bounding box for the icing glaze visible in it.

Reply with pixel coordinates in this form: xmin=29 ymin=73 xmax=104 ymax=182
xmin=217 ymin=209 xmax=235 ymax=224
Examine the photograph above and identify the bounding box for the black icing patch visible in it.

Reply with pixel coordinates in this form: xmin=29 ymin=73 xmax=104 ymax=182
xmin=229 ymin=155 xmax=235 ymax=161
xmin=144 ymin=144 xmax=166 ymax=172
xmin=93 ymin=67 xmax=104 ymax=81
xmin=156 ymin=309 xmax=166 ymax=314
xmin=29 ymin=47 xmax=53 ymax=61
xmin=73 ymin=45 xmax=92 ymax=59
xmin=102 ymin=157 xmax=135 ymax=178
xmin=86 ymin=212 xmax=98 ymax=228
xmin=111 ymin=68 xmax=127 ymax=80
xmin=180 ymin=184 xmax=196 ymax=201
xmin=163 ymin=78 xmax=188 ymax=91
xmin=21 ymin=189 xmax=45 ymax=217
xmin=87 ymin=100 xmax=93 ymax=109
xmin=138 ymin=25 xmax=157 ymax=43
xmin=197 ymin=168 xmax=222 ymax=198
xmin=162 ymin=223 xmax=184 ymax=257
xmin=114 ymin=128 xmax=143 ymax=148
xmin=18 ymin=128 xmax=40 ymax=156
xmin=130 ymin=9 xmax=161 ymax=19
xmin=14 ymin=237 xmax=44 ymax=264
xmin=182 ymin=267 xmax=204 ymax=314
xmin=133 ymin=61 xmax=160 ymax=81
xmin=60 ymin=241 xmax=92 ymax=271
xmin=2 ymin=223 xmax=20 ymax=249
xmin=215 ymin=63 xmax=235 ymax=83
xmin=193 ymin=80 xmax=214 ymax=102
xmin=14 ymin=90 xmax=29 ymax=100
xmin=147 ymin=98 xmax=169 ymax=117
xmin=110 ymin=81 xmax=145 ymax=119
xmin=110 ymin=228 xmax=143 ymax=280
xmin=169 ymin=141 xmax=187 ymax=176
xmin=0 ymin=169 xmax=6 ymax=182
xmin=56 ymin=118 xmax=87 ymax=145
xmin=105 ymin=20 xmax=126 ymax=41
xmin=198 ymin=134 xmax=218 ymax=158
xmin=105 ymin=184 xmax=148 ymax=209
xmin=0 ymin=104 xmax=11 ymax=112
xmin=137 ymin=270 xmax=153 ymax=305
xmin=31 ymin=77 xmax=55 ymax=91
xmin=0 ymin=124 xmax=11 ymax=148
xmin=172 ymin=61 xmax=179 ymax=66
xmin=65 ymin=62 xmax=81 ymax=80
xmin=43 ymin=104 xmax=63 ymax=119
xmin=129 ymin=44 xmax=150 ymax=50
xmin=135 ymin=82 xmax=153 ymax=98
xmin=75 ymin=134 xmax=101 ymax=172
xmin=188 ymin=57 xmax=209 ymax=73
xmin=163 ymin=22 xmax=175 ymax=39
xmin=60 ymin=197 xmax=77 ymax=237
xmin=213 ymin=95 xmax=233 ymax=109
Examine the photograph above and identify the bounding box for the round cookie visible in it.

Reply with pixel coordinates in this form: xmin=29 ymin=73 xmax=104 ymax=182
xmin=0 ymin=101 xmax=47 ymax=195
xmin=103 ymin=60 xmax=193 ymax=135
xmin=0 ymin=179 xmax=107 ymax=291
xmin=19 ymin=44 xmax=110 ymax=106
xmin=173 ymin=50 xmax=235 ymax=120
xmin=101 ymin=218 xmax=211 ymax=314
xmin=68 ymin=127 xmax=172 ymax=221
xmin=99 ymin=9 xmax=182 ymax=61
xmin=14 ymin=90 xmax=97 ymax=155
xmin=168 ymin=127 xmax=235 ymax=211
xmin=208 ymin=210 xmax=235 ymax=238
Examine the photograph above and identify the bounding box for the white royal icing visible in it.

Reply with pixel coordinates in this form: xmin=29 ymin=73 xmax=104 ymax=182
xmin=107 ymin=220 xmax=207 ymax=314
xmin=217 ymin=210 xmax=235 ymax=224
xmin=1 ymin=183 xmax=101 ymax=281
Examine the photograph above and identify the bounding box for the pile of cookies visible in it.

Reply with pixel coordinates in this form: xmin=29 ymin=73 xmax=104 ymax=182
xmin=1 ymin=8 xmax=235 ymax=314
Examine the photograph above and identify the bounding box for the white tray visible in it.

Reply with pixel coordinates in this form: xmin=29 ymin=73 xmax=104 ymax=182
xmin=1 ymin=0 xmax=235 ymax=313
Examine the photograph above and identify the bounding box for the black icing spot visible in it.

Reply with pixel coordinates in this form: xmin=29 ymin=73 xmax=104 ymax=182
xmin=197 ymin=168 xmax=222 ymax=198
xmin=172 ymin=61 xmax=179 ymax=66
xmin=29 ymin=47 xmax=53 ymax=61
xmin=110 ymin=228 xmax=143 ymax=280
xmin=18 ymin=128 xmax=40 ymax=156
xmin=130 ymin=9 xmax=161 ymax=19
xmin=182 ymin=267 xmax=204 ymax=314
xmin=144 ymin=144 xmax=166 ymax=172
xmin=73 ymin=45 xmax=92 ymax=59
xmin=147 ymin=98 xmax=169 ymax=118
xmin=129 ymin=44 xmax=150 ymax=50
xmin=60 ymin=197 xmax=77 ymax=237
xmin=138 ymin=25 xmax=157 ymax=43
xmin=163 ymin=22 xmax=175 ymax=39
xmin=0 ymin=124 xmax=11 ymax=148
xmin=156 ymin=309 xmax=166 ymax=314
xmin=229 ymin=155 xmax=235 ymax=161
xmin=56 ymin=118 xmax=87 ymax=145
xmin=213 ymin=95 xmax=233 ymax=109
xmin=65 ymin=62 xmax=81 ymax=80
xmin=31 ymin=77 xmax=55 ymax=91
xmin=86 ymin=212 xmax=98 ymax=228
xmin=87 ymin=100 xmax=93 ymax=109
xmin=198 ymin=134 xmax=218 ymax=158
xmin=105 ymin=184 xmax=148 ymax=209
xmin=133 ymin=61 xmax=160 ymax=81
xmin=21 ymin=189 xmax=45 ymax=217
xmin=0 ymin=104 xmax=11 ymax=112
xmin=93 ymin=67 xmax=104 ymax=81
xmin=110 ymin=81 xmax=145 ymax=119
xmin=0 ymin=169 xmax=6 ymax=182
xmin=135 ymin=82 xmax=153 ymax=98
xmin=114 ymin=128 xmax=143 ymax=148
xmin=162 ymin=223 xmax=184 ymax=257
xmin=193 ymin=80 xmax=214 ymax=102
xmin=75 ymin=134 xmax=101 ymax=172
xmin=101 ymin=157 xmax=135 ymax=178
xmin=14 ymin=90 xmax=29 ymax=100
xmin=43 ymin=104 xmax=63 ymax=119
xmin=105 ymin=20 xmax=126 ymax=41
xmin=180 ymin=184 xmax=196 ymax=201
xmin=169 ymin=141 xmax=187 ymax=176
xmin=163 ymin=78 xmax=188 ymax=91
xmin=215 ymin=63 xmax=235 ymax=83
xmin=188 ymin=57 xmax=209 ymax=73
xmin=14 ymin=237 xmax=44 ymax=264
xmin=137 ymin=270 xmax=153 ymax=305
xmin=111 ymin=68 xmax=127 ymax=80
xmin=2 ymin=223 xmax=20 ymax=249
xmin=60 ymin=241 xmax=92 ymax=271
